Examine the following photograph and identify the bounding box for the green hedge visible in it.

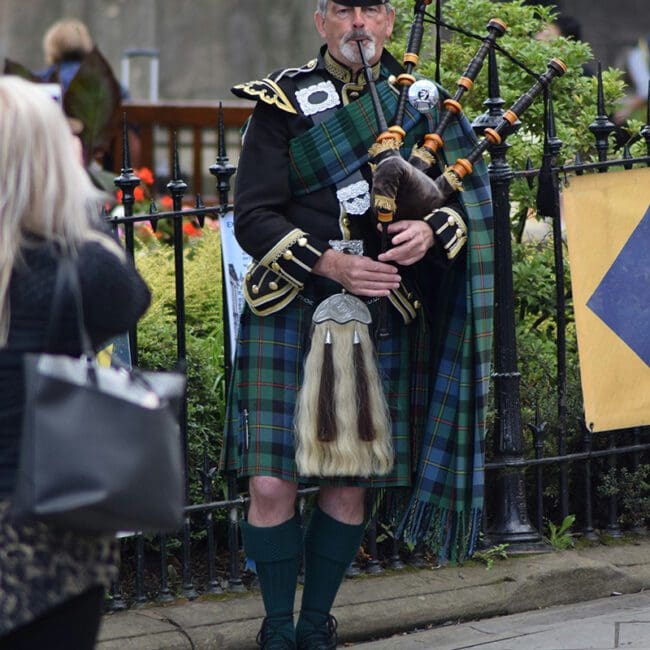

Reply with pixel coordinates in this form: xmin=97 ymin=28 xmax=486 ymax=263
xmin=134 ymin=228 xmax=228 ymax=506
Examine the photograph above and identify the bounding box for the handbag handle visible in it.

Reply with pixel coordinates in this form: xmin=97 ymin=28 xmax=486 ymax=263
xmin=46 ymin=254 xmax=96 ymax=360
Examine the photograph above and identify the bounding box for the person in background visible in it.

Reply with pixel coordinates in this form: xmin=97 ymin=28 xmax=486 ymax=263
xmin=614 ymin=34 xmax=650 ymax=125
xmin=0 ymin=76 xmax=150 ymax=650
xmin=33 ymin=17 xmax=139 ymax=172
xmin=536 ymin=12 xmax=596 ymax=76
xmin=36 ymin=18 xmax=94 ymax=91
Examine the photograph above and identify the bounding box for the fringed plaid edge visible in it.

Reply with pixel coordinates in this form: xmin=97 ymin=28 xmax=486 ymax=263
xmin=396 ymin=108 xmax=495 ymax=564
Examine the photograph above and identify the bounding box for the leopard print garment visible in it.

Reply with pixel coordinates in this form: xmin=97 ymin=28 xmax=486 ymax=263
xmin=0 ymin=500 xmax=119 ymax=634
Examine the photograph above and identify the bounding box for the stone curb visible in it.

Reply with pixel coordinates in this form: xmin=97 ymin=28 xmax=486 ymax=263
xmin=97 ymin=539 xmax=650 ymax=649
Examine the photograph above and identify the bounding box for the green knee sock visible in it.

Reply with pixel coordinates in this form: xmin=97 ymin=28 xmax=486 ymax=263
xmin=296 ymin=506 xmax=364 ymax=638
xmin=240 ymin=514 xmax=302 ymax=643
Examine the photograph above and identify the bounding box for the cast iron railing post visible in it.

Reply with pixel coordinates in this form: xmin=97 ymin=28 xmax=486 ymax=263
xmin=226 ymin=477 xmax=246 ymax=592
xmin=158 ymin=533 xmax=174 ymax=602
xmin=205 ymin=106 xmax=238 ymax=593
xmin=209 ymin=105 xmax=237 ymax=375
xmin=477 ymin=49 xmax=543 ymax=549
xmin=581 ymin=421 xmax=599 ymax=541
xmin=588 ymin=63 xmax=615 ymax=171
xmin=134 ymin=534 xmax=147 ymax=605
xmin=529 ymin=411 xmax=546 ymax=534
xmin=545 ymin=95 xmax=569 ymax=520
xmin=166 ymin=135 xmax=198 ymax=600
xmin=606 ymin=431 xmax=623 ymax=538
xmin=208 ymin=107 xmax=246 ymax=594
xmin=114 ymin=116 xmax=141 ymax=362
xmin=631 ymin=427 xmax=647 ymax=535
xmin=201 ymin=452 xmax=223 ymax=594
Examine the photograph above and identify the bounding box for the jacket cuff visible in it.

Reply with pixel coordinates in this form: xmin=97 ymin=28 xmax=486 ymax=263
xmin=423 ymin=206 xmax=468 ymax=260
xmin=258 ymin=228 xmax=323 ymax=287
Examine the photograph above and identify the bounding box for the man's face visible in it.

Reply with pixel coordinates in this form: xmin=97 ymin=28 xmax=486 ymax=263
xmin=314 ymin=2 xmax=395 ymax=70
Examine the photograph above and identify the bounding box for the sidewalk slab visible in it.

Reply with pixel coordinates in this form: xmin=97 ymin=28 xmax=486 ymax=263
xmin=97 ymin=539 xmax=650 ymax=649
xmin=349 ymin=591 xmax=650 ymax=649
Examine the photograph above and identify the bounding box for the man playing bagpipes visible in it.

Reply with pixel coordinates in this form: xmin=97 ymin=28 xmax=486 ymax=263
xmin=220 ymin=1 xmax=494 ymax=647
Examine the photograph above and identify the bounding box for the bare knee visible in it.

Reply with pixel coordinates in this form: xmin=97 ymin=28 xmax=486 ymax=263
xmin=319 ymin=486 xmax=365 ymax=525
xmin=248 ymin=476 xmax=298 ymax=526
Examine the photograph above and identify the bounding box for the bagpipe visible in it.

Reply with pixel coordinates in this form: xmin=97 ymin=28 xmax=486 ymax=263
xmin=294 ymin=2 xmax=566 ymax=479
xmin=357 ymin=4 xmax=565 ymax=337
xmin=360 ymin=9 xmax=566 ymax=234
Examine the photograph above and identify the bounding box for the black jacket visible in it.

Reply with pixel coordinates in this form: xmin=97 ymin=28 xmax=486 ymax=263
xmin=231 ymin=47 xmax=466 ymax=319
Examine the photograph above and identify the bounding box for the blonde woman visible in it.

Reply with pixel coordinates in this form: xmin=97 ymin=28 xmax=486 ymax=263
xmin=37 ymin=18 xmax=94 ymax=91
xmin=0 ymin=76 xmax=150 ymax=649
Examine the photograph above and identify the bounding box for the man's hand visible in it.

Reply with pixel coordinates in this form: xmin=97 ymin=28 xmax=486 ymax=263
xmin=313 ymin=249 xmax=401 ymax=297
xmin=377 ymin=219 xmax=434 ymax=266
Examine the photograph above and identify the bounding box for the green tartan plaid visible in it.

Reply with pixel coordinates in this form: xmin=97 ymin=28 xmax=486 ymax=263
xmin=289 ymin=80 xmax=431 ymax=196
xmin=395 ymin=106 xmax=494 ymax=563
xmin=220 ymin=287 xmax=424 ymax=487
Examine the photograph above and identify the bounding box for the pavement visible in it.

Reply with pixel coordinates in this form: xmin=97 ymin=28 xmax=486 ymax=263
xmin=97 ymin=537 xmax=650 ymax=650
xmin=348 ymin=592 xmax=650 ymax=649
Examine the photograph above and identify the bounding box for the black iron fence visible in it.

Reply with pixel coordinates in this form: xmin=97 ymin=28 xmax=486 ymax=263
xmin=105 ymin=62 xmax=650 ymax=607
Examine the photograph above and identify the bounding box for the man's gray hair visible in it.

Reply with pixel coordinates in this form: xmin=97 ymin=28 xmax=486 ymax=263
xmin=316 ymin=1 xmax=393 ymax=17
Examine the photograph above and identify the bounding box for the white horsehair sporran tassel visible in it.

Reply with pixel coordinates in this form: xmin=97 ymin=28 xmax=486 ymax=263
xmin=295 ymin=292 xmax=394 ymax=477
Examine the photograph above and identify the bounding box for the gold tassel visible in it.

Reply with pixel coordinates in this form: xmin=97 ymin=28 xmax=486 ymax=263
xmin=443 ymin=166 xmax=464 ymax=192
xmin=373 ymin=193 xmax=397 ymax=215
xmin=368 ymin=137 xmax=402 ymax=160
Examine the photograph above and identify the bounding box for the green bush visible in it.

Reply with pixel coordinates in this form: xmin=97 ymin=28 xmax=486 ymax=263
xmin=391 ymin=0 xmax=633 ymax=212
xmin=513 ymin=239 xmax=583 ymax=447
xmin=599 ymin=465 xmax=650 ymax=529
xmin=134 ymin=228 xmax=228 ymax=508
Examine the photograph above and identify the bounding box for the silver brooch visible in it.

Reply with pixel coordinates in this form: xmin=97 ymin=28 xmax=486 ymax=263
xmin=312 ymin=293 xmax=372 ymax=325
xmin=408 ymin=79 xmax=440 ymax=114
xmin=295 ymin=81 xmax=340 ymax=116
xmin=336 ymin=180 xmax=370 ymax=216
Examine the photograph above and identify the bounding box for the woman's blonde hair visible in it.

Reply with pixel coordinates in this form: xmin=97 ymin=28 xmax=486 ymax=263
xmin=43 ymin=19 xmax=94 ymax=66
xmin=0 ymin=76 xmax=113 ymax=344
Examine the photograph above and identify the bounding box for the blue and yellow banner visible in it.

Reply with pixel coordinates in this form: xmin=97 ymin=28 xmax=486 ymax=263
xmin=563 ymin=167 xmax=650 ymax=431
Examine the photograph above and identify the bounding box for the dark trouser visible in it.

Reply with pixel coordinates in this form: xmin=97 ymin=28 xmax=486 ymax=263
xmin=0 ymin=586 xmax=104 ymax=650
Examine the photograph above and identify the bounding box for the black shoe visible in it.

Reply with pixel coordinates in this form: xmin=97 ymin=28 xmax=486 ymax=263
xmin=256 ymin=616 xmax=296 ymax=649
xmin=296 ymin=613 xmax=338 ymax=650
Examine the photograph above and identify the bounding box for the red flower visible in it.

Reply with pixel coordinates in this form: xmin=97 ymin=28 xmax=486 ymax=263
xmin=135 ymin=167 xmax=154 ymax=186
xmin=182 ymin=221 xmax=202 ymax=238
xmin=116 ymin=186 xmax=145 ymax=203
xmin=159 ymin=196 xmax=174 ymax=209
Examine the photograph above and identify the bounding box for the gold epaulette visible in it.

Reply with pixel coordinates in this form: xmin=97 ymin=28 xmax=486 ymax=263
xmin=231 ymin=59 xmax=318 ymax=115
xmin=231 ymin=78 xmax=297 ymax=114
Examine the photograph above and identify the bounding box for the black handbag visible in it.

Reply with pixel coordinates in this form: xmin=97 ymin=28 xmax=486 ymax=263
xmin=11 ymin=255 xmax=186 ymax=533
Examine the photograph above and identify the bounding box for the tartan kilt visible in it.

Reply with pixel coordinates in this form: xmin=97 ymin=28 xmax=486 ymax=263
xmin=220 ymin=289 xmax=430 ymax=488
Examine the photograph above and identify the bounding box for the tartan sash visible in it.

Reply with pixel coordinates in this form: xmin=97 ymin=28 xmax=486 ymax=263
xmin=284 ymin=78 xmax=495 ymax=562
xmin=395 ymin=112 xmax=494 ymax=563
xmin=288 ymin=80 xmax=495 ymax=562
xmin=288 ymin=80 xmax=428 ymax=196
